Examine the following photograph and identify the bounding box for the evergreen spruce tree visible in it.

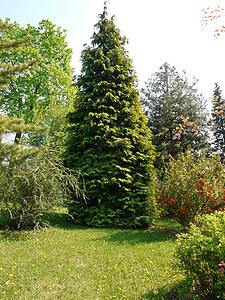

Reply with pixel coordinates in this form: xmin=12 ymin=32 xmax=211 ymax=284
xmin=65 ymin=5 xmax=157 ymax=228
xmin=211 ymin=83 xmax=225 ymax=161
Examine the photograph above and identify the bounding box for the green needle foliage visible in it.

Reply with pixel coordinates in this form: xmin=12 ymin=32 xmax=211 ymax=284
xmin=65 ymin=4 xmax=157 ymax=228
xmin=142 ymin=63 xmax=209 ymax=171
xmin=211 ymin=83 xmax=225 ymax=161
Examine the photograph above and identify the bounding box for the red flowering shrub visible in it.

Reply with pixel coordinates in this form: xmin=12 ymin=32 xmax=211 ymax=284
xmin=156 ymin=150 xmax=225 ymax=226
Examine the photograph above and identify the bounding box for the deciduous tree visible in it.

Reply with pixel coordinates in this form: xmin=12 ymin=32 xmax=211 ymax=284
xmin=0 ymin=19 xmax=37 ymax=88
xmin=0 ymin=19 xmax=75 ymax=145
xmin=0 ymin=18 xmax=38 ymax=148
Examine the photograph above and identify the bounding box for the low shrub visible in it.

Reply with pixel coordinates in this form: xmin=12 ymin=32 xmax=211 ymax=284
xmin=155 ymin=150 xmax=225 ymax=226
xmin=176 ymin=211 xmax=225 ymax=298
xmin=0 ymin=149 xmax=83 ymax=229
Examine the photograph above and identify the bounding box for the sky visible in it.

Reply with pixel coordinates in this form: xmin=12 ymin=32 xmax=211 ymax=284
xmin=1 ymin=0 xmax=225 ymax=109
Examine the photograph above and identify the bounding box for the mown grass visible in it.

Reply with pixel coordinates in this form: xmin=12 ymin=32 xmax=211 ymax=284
xmin=0 ymin=213 xmax=194 ymax=300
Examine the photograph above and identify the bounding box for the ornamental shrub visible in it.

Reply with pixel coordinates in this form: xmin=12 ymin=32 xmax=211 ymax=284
xmin=176 ymin=211 xmax=225 ymax=298
xmin=0 ymin=149 xmax=82 ymax=230
xmin=155 ymin=149 xmax=225 ymax=226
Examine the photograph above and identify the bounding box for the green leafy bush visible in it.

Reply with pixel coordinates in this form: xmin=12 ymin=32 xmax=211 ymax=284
xmin=155 ymin=150 xmax=225 ymax=226
xmin=0 ymin=150 xmax=83 ymax=229
xmin=176 ymin=211 xmax=225 ymax=298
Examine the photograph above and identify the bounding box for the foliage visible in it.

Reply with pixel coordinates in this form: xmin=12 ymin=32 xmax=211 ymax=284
xmin=0 ymin=150 xmax=82 ymax=229
xmin=141 ymin=63 xmax=209 ymax=171
xmin=0 ymin=19 xmax=39 ymax=165
xmin=0 ymin=19 xmax=38 ymax=89
xmin=0 ymin=115 xmax=37 ymax=163
xmin=176 ymin=211 xmax=225 ymax=298
xmin=156 ymin=149 xmax=225 ymax=226
xmin=211 ymin=83 xmax=225 ymax=161
xmin=0 ymin=19 xmax=80 ymax=230
xmin=22 ymin=97 xmax=75 ymax=150
xmin=0 ymin=19 xmax=75 ymax=145
xmin=65 ymin=5 xmax=157 ymax=228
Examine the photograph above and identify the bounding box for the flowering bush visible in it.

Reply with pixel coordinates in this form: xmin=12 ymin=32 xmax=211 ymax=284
xmin=219 ymin=261 xmax=225 ymax=276
xmin=176 ymin=211 xmax=225 ymax=298
xmin=155 ymin=149 xmax=225 ymax=226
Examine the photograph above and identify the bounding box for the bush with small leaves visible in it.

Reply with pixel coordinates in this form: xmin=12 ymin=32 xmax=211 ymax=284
xmin=176 ymin=211 xmax=225 ymax=298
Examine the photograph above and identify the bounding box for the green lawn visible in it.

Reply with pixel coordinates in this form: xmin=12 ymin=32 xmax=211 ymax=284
xmin=0 ymin=214 xmax=193 ymax=299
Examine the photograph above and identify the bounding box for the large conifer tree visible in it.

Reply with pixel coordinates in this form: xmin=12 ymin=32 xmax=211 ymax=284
xmin=211 ymin=83 xmax=225 ymax=161
xmin=65 ymin=5 xmax=157 ymax=228
xmin=142 ymin=63 xmax=209 ymax=171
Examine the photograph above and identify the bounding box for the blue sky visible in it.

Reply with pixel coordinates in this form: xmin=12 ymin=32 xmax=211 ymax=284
xmin=1 ymin=0 xmax=225 ymax=107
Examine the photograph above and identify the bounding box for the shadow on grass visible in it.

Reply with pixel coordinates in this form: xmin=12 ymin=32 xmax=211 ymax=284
xmin=41 ymin=211 xmax=88 ymax=231
xmin=99 ymin=218 xmax=185 ymax=245
xmin=0 ymin=211 xmax=186 ymax=245
xmin=0 ymin=211 xmax=86 ymax=241
xmin=42 ymin=211 xmax=76 ymax=229
xmin=141 ymin=277 xmax=195 ymax=300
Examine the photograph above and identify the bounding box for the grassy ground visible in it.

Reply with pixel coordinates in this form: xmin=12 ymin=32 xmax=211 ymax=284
xmin=0 ymin=213 xmax=194 ymax=300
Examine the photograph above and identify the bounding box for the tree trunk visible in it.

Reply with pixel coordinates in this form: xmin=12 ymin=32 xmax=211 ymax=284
xmin=14 ymin=132 xmax=22 ymax=144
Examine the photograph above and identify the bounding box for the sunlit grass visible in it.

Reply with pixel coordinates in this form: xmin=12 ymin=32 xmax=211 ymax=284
xmin=0 ymin=214 xmax=192 ymax=299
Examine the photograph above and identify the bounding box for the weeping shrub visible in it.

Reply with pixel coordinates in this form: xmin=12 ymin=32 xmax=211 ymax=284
xmin=0 ymin=149 xmax=84 ymax=229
